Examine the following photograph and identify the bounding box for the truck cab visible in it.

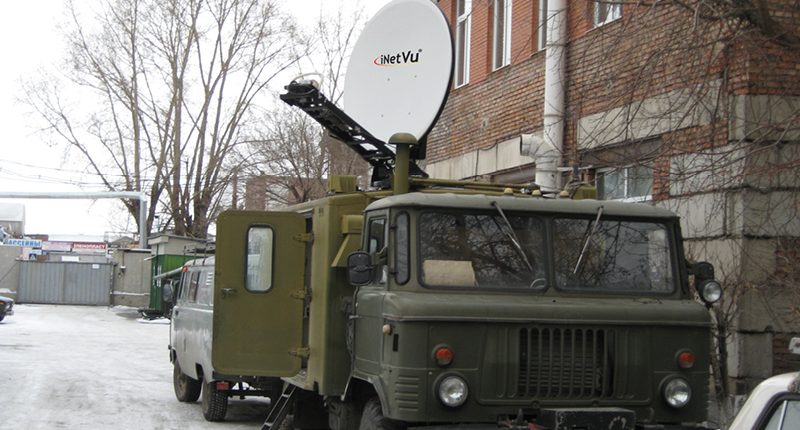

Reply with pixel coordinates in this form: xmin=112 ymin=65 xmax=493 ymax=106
xmin=212 ymin=186 xmax=720 ymax=430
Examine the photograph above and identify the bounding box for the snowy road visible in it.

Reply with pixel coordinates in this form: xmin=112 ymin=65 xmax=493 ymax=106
xmin=0 ymin=305 xmax=269 ymax=429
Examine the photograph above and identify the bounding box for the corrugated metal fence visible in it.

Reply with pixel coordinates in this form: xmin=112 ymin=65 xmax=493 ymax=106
xmin=18 ymin=261 xmax=114 ymax=305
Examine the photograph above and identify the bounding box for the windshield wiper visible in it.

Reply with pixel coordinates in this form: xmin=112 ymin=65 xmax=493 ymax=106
xmin=573 ymin=205 xmax=604 ymax=275
xmin=490 ymin=201 xmax=534 ymax=272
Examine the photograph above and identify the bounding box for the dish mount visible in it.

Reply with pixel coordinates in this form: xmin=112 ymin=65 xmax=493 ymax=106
xmin=281 ymin=0 xmax=453 ymax=188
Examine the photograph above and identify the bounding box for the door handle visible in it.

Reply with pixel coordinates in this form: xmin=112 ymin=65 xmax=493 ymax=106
xmin=221 ymin=288 xmax=237 ymax=298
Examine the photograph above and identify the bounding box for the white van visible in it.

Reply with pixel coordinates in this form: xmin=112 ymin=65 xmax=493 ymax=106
xmin=167 ymin=256 xmax=282 ymax=421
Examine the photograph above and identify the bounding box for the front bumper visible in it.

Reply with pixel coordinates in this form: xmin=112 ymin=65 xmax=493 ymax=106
xmin=408 ymin=408 xmax=636 ymax=430
xmin=408 ymin=408 xmax=712 ymax=430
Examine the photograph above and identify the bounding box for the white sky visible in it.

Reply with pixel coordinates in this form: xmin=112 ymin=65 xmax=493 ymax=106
xmin=0 ymin=0 xmax=390 ymax=238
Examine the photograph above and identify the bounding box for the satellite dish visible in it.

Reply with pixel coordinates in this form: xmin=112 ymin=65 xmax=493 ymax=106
xmin=343 ymin=0 xmax=453 ymax=148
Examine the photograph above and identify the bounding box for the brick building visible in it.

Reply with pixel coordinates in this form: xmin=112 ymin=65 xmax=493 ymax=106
xmin=244 ymin=175 xmax=328 ymax=210
xmin=427 ymin=0 xmax=800 ymax=409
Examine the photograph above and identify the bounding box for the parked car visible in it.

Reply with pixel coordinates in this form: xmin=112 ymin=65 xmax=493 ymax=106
xmin=166 ymin=256 xmax=282 ymax=422
xmin=0 ymin=295 xmax=14 ymax=322
xmin=728 ymin=338 xmax=800 ymax=430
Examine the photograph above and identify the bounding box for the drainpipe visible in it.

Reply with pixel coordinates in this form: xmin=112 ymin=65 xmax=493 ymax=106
xmin=538 ymin=0 xmax=567 ymax=192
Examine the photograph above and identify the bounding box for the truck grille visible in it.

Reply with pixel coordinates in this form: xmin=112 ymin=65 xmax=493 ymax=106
xmin=478 ymin=325 xmax=641 ymax=403
xmin=518 ymin=327 xmax=611 ymax=399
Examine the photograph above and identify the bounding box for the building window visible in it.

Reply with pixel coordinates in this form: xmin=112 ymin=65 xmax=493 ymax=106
xmin=492 ymin=0 xmax=512 ymax=70
xmin=537 ymin=0 xmax=547 ymax=51
xmin=593 ymin=1 xmax=621 ymax=27
xmin=455 ymin=0 xmax=471 ymax=87
xmin=597 ymin=165 xmax=652 ymax=201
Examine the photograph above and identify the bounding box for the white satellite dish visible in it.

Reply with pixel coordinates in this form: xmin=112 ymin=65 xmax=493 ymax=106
xmin=343 ymin=0 xmax=453 ymax=146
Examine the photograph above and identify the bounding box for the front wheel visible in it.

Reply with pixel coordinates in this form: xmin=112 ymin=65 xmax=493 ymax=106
xmin=172 ymin=360 xmax=201 ymax=402
xmin=202 ymin=381 xmax=228 ymax=421
xmin=358 ymin=398 xmax=406 ymax=430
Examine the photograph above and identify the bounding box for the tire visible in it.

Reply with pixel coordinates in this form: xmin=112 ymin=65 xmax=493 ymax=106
xmin=172 ymin=361 xmax=201 ymax=402
xmin=358 ymin=398 xmax=406 ymax=430
xmin=202 ymin=380 xmax=228 ymax=422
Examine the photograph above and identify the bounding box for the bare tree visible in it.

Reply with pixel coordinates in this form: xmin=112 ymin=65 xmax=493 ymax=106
xmin=24 ymin=0 xmax=302 ymax=238
xmin=238 ymin=1 xmax=370 ymax=209
xmin=242 ymin=105 xmax=329 ymax=207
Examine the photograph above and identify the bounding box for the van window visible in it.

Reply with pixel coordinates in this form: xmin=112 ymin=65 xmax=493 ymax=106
xmin=188 ymin=271 xmax=200 ymax=303
xmin=196 ymin=270 xmax=214 ymax=305
xmin=179 ymin=272 xmax=190 ymax=302
xmin=247 ymin=226 xmax=274 ymax=292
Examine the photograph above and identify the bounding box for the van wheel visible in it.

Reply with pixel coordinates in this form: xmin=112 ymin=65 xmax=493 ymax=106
xmin=358 ymin=398 xmax=406 ymax=430
xmin=202 ymin=381 xmax=228 ymax=421
xmin=173 ymin=361 xmax=201 ymax=402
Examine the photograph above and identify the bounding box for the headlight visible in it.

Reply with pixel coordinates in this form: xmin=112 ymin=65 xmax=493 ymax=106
xmin=663 ymin=378 xmax=691 ymax=408
xmin=699 ymin=280 xmax=722 ymax=304
xmin=438 ymin=375 xmax=468 ymax=407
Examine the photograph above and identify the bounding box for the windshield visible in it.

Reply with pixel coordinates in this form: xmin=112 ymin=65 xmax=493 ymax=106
xmin=417 ymin=211 xmax=676 ymax=294
xmin=554 ymin=218 xmax=674 ymax=293
xmin=419 ymin=211 xmax=546 ymax=289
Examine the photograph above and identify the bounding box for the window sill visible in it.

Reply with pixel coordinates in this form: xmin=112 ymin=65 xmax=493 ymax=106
xmin=604 ymin=195 xmax=652 ymax=203
xmin=592 ymin=15 xmax=622 ymax=29
xmin=491 ymin=62 xmax=510 ymax=73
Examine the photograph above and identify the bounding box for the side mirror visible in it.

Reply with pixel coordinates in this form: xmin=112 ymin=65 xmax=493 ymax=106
xmin=690 ymin=261 xmax=722 ymax=305
xmin=347 ymin=251 xmax=373 ymax=286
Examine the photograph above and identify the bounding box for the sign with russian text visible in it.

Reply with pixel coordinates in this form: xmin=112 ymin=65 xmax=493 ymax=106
xmin=42 ymin=241 xmax=73 ymax=252
xmin=5 ymin=238 xmax=42 ymax=248
xmin=72 ymin=242 xmax=108 ymax=253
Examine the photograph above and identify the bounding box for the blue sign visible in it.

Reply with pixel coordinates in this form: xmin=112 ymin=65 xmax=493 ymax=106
xmin=5 ymin=238 xmax=43 ymax=248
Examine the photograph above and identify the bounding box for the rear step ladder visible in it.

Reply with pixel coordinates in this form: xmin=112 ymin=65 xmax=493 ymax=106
xmin=261 ymin=384 xmax=297 ymax=430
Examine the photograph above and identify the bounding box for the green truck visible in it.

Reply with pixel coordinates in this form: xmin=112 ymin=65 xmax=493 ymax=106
xmin=211 ymin=171 xmax=721 ymax=430
xmin=211 ymin=4 xmax=721 ymax=422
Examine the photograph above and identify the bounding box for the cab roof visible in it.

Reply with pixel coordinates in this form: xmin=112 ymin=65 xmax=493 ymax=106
xmin=366 ymin=192 xmax=678 ymax=219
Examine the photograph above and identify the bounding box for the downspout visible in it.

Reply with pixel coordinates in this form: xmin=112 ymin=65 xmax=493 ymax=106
xmin=538 ymin=0 xmax=567 ymax=192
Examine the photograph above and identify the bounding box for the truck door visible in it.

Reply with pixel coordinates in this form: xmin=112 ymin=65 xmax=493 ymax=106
xmin=212 ymin=210 xmax=305 ymax=376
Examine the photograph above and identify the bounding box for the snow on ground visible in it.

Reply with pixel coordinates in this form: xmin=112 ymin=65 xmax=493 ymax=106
xmin=0 ymin=304 xmax=270 ymax=429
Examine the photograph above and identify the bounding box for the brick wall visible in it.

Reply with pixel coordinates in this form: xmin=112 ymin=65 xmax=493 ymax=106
xmin=431 ymin=1 xmax=800 ymax=161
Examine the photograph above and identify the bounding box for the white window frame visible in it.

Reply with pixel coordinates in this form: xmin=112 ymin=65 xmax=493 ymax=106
xmin=491 ymin=0 xmax=512 ymax=70
xmin=455 ymin=0 xmax=471 ymax=87
xmin=537 ymin=0 xmax=547 ymax=51
xmin=597 ymin=165 xmax=652 ymax=203
xmin=593 ymin=1 xmax=622 ymax=27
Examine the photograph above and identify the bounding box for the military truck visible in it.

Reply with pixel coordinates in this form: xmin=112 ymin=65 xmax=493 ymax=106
xmin=213 ymin=169 xmax=722 ymax=430
xmin=211 ymin=2 xmax=722 ymax=428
